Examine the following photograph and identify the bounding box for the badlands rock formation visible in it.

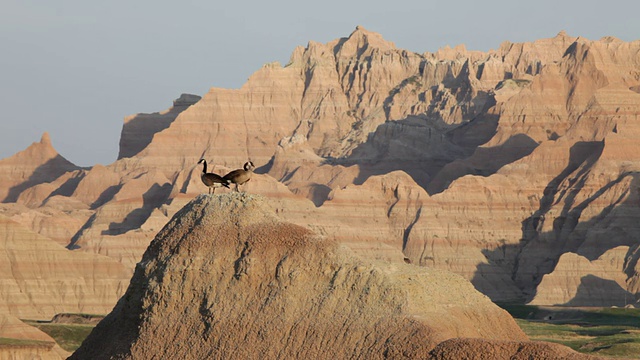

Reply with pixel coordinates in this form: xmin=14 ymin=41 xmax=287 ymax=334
xmin=71 ymin=194 xmax=590 ymax=359
xmin=0 ymin=214 xmax=129 ymax=319
xmin=0 ymin=133 xmax=78 ymax=203
xmin=0 ymin=27 xmax=639 ymax=327
xmin=118 ymin=93 xmax=201 ymax=159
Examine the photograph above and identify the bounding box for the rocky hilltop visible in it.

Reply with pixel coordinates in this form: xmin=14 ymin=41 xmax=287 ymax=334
xmin=0 ymin=27 xmax=639 ymax=334
xmin=71 ymin=193 xmax=592 ymax=359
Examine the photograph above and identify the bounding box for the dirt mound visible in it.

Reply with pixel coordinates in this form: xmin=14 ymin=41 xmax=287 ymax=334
xmin=428 ymin=338 xmax=601 ymax=360
xmin=71 ymin=193 xmax=528 ymax=359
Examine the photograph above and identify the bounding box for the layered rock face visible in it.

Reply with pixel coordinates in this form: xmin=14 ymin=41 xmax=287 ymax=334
xmin=1 ymin=27 xmax=640 ymax=323
xmin=0 ymin=133 xmax=78 ymax=203
xmin=121 ymin=26 xmax=426 ymax=175
xmin=70 ymin=194 xmax=591 ymax=359
xmin=0 ymin=215 xmax=130 ymax=319
xmin=118 ymin=93 xmax=201 ymax=159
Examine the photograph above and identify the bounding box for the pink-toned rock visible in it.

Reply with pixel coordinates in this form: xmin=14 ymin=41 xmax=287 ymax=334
xmin=0 ymin=203 xmax=90 ymax=247
xmin=118 ymin=93 xmax=201 ymax=159
xmin=1 ymin=29 xmax=640 ymax=326
xmin=531 ymin=247 xmax=632 ymax=306
xmin=0 ymin=133 xmax=78 ymax=203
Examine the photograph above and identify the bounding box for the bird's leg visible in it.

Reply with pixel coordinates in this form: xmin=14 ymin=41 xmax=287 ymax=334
xmin=235 ymin=184 xmax=239 ymax=192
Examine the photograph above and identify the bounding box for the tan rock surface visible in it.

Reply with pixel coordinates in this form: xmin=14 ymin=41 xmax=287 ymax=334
xmin=0 ymin=215 xmax=130 ymax=319
xmin=116 ymin=26 xmax=423 ymax=176
xmin=530 ymin=247 xmax=633 ymax=306
xmin=402 ymin=34 xmax=640 ymax=303
xmin=0 ymin=203 xmax=90 ymax=247
xmin=70 ymin=193 xmax=528 ymax=359
xmin=1 ymin=28 xmax=640 ymax=324
xmin=428 ymin=338 xmax=600 ymax=360
xmin=0 ymin=133 xmax=78 ymax=203
xmin=118 ymin=93 xmax=201 ymax=159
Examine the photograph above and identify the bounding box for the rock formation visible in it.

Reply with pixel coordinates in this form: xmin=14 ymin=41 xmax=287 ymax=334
xmin=0 ymin=27 xmax=639 ymax=326
xmin=0 ymin=132 xmax=78 ymax=203
xmin=118 ymin=93 xmax=201 ymax=159
xmin=71 ymin=194 xmax=590 ymax=359
xmin=0 ymin=214 xmax=130 ymax=319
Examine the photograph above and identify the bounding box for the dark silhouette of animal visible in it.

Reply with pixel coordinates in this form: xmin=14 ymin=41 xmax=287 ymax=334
xmin=223 ymin=161 xmax=255 ymax=192
xmin=198 ymin=159 xmax=230 ymax=194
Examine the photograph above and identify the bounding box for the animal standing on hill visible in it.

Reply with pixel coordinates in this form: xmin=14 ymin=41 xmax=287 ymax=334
xmin=223 ymin=161 xmax=255 ymax=192
xmin=198 ymin=159 xmax=230 ymax=194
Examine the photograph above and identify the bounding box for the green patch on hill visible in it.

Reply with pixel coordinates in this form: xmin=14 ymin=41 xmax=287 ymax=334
xmin=22 ymin=314 xmax=102 ymax=353
xmin=500 ymin=304 xmax=640 ymax=358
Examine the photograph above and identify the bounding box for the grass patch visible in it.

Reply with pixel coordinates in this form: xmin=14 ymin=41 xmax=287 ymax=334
xmin=0 ymin=337 xmax=53 ymax=348
xmin=516 ymin=320 xmax=640 ymax=358
xmin=23 ymin=322 xmax=95 ymax=352
xmin=499 ymin=304 xmax=640 ymax=358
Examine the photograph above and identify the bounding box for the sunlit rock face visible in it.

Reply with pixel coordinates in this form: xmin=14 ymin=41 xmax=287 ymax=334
xmin=0 ymin=215 xmax=129 ymax=319
xmin=1 ymin=27 xmax=640 ymax=316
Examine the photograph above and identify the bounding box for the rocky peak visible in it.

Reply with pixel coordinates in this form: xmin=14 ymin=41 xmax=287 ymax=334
xmin=18 ymin=132 xmax=59 ymax=162
xmin=172 ymin=93 xmax=201 ymax=107
xmin=71 ymin=192 xmax=532 ymax=359
xmin=334 ymin=25 xmax=396 ymax=59
xmin=39 ymin=131 xmax=52 ymax=146
xmin=0 ymin=132 xmax=78 ymax=202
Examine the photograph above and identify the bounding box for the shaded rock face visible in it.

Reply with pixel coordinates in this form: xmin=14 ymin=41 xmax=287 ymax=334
xmin=117 ymin=93 xmax=201 ymax=159
xmin=71 ymin=193 xmax=530 ymax=359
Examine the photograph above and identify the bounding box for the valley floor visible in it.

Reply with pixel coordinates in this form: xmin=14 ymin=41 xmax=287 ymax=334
xmin=500 ymin=304 xmax=640 ymax=359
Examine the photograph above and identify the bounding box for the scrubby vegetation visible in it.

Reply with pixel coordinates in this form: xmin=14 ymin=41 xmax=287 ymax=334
xmin=500 ymin=304 xmax=640 ymax=358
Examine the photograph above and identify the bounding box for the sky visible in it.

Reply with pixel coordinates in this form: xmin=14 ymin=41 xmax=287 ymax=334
xmin=1 ymin=0 xmax=638 ymax=167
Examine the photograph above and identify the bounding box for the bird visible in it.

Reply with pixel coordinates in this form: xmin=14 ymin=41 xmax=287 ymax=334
xmin=197 ymin=159 xmax=230 ymax=194
xmin=223 ymin=161 xmax=255 ymax=192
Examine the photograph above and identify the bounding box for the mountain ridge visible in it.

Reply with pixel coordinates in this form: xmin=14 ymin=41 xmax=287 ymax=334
xmin=0 ymin=28 xmax=639 ymax=326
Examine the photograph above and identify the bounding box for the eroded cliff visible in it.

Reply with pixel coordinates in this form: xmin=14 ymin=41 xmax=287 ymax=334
xmin=1 ymin=27 xmax=639 ymax=316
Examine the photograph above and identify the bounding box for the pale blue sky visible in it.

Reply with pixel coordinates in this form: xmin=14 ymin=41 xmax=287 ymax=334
xmin=1 ymin=0 xmax=638 ymax=166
